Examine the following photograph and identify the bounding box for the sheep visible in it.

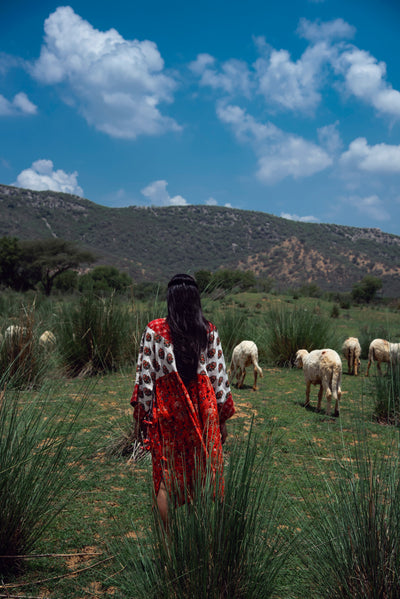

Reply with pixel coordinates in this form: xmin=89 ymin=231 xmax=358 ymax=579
xmin=295 ymin=348 xmax=342 ymax=417
xmin=228 ymin=340 xmax=263 ymax=391
xmin=366 ymin=338 xmax=400 ymax=376
xmin=342 ymin=337 xmax=361 ymax=376
xmin=39 ymin=330 xmax=57 ymax=350
xmin=4 ymin=325 xmax=27 ymax=342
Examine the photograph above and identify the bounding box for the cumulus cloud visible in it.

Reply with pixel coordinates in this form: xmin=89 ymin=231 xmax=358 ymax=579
xmin=297 ymin=18 xmax=355 ymax=43
xmin=317 ymin=122 xmax=342 ymax=154
xmin=217 ymin=103 xmax=332 ymax=183
xmin=189 ymin=53 xmax=251 ymax=96
xmin=30 ymin=6 xmax=180 ymax=138
xmin=344 ymin=194 xmax=390 ymax=221
xmin=340 ymin=138 xmax=400 ymax=173
xmin=0 ymin=92 xmax=37 ymax=116
xmin=254 ymin=41 xmax=331 ymax=113
xmin=141 ymin=180 xmax=188 ymax=206
xmin=205 ymin=197 xmax=218 ymax=206
xmin=13 ymin=159 xmax=83 ymax=196
xmin=331 ymin=47 xmax=400 ymax=119
xmin=280 ymin=212 xmax=320 ymax=223
xmin=191 ymin=18 xmax=400 ymax=123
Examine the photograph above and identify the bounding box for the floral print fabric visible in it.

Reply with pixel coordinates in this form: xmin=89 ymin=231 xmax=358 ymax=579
xmin=131 ymin=318 xmax=235 ymax=499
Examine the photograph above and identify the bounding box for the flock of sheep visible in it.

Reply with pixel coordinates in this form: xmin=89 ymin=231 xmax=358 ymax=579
xmin=0 ymin=325 xmax=56 ymax=349
xmin=228 ymin=336 xmax=399 ymax=418
xmin=2 ymin=323 xmax=398 ymax=419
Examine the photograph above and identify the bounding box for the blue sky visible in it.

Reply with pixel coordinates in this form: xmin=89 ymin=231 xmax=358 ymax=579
xmin=2 ymin=0 xmax=400 ymax=234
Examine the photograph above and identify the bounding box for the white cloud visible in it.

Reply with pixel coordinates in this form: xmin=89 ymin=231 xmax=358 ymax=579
xmin=297 ymin=18 xmax=355 ymax=43
xmin=13 ymin=159 xmax=83 ymax=196
xmin=30 ymin=6 xmax=180 ymax=139
xmin=254 ymin=41 xmax=331 ymax=112
xmin=280 ymin=212 xmax=320 ymax=223
xmin=216 ymin=102 xmax=279 ymax=142
xmin=191 ymin=18 xmax=400 ymax=124
xmin=317 ymin=121 xmax=342 ymax=154
xmin=256 ymin=135 xmax=332 ymax=183
xmin=0 ymin=92 xmax=37 ymax=116
xmin=217 ymin=103 xmax=332 ymax=183
xmin=189 ymin=54 xmax=216 ymax=76
xmin=189 ymin=53 xmax=251 ymax=96
xmin=205 ymin=197 xmax=218 ymax=206
xmin=141 ymin=180 xmax=188 ymax=206
xmin=340 ymin=138 xmax=400 ymax=173
xmin=344 ymin=194 xmax=390 ymax=221
xmin=332 ymin=47 xmax=400 ymax=119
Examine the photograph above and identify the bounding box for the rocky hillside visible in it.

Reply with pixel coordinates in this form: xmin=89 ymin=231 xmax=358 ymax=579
xmin=2 ymin=183 xmax=400 ymax=295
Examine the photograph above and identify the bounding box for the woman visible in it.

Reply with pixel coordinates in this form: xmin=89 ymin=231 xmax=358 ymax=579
xmin=131 ymin=274 xmax=235 ymax=524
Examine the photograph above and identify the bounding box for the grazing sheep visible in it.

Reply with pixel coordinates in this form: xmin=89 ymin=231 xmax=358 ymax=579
xmin=366 ymin=338 xmax=400 ymax=376
xmin=228 ymin=340 xmax=263 ymax=391
xmin=39 ymin=330 xmax=56 ymax=350
xmin=342 ymin=337 xmax=361 ymax=376
xmin=295 ymin=348 xmax=342 ymax=417
xmin=4 ymin=325 xmax=27 ymax=342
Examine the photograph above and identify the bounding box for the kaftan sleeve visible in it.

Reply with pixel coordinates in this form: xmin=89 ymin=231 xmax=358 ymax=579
xmin=130 ymin=326 xmax=155 ymax=422
xmin=205 ymin=326 xmax=235 ymax=424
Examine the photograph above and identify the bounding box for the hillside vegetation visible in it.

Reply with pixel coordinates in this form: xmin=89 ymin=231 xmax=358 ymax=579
xmin=2 ymin=183 xmax=400 ymax=295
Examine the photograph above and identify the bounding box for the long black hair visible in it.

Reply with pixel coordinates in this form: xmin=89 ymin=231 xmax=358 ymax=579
xmin=166 ymin=274 xmax=208 ymax=386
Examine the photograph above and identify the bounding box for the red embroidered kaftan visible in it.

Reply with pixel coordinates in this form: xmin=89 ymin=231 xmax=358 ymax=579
xmin=131 ymin=318 xmax=235 ymax=500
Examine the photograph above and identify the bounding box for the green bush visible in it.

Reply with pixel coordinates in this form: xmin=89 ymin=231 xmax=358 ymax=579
xmin=56 ymin=292 xmax=136 ymax=376
xmin=205 ymin=305 xmax=255 ymax=360
xmin=264 ymin=304 xmax=338 ymax=366
xmin=358 ymin=324 xmax=391 ymax=359
xmin=112 ymin=426 xmax=292 ymax=598
xmin=0 ymin=304 xmax=48 ymax=388
xmin=300 ymin=431 xmax=400 ymax=598
xmin=0 ymin=381 xmax=90 ymax=577
xmin=369 ymin=364 xmax=400 ymax=424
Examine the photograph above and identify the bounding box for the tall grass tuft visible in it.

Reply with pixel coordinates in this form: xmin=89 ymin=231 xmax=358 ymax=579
xmin=207 ymin=306 xmax=256 ymax=360
xmin=359 ymin=323 xmax=391 ymax=359
xmin=56 ymin=291 xmax=137 ymax=376
xmin=113 ymin=426 xmax=292 ymax=598
xmin=0 ymin=303 xmax=47 ymax=388
xmin=299 ymin=429 xmax=400 ymax=598
xmin=264 ymin=304 xmax=338 ymax=367
xmin=0 ymin=379 xmax=91 ymax=577
xmin=368 ymin=363 xmax=400 ymax=424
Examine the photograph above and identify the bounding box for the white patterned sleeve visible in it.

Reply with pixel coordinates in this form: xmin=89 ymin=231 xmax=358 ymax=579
xmin=205 ymin=326 xmax=232 ymax=405
xmin=131 ymin=326 xmax=155 ymax=415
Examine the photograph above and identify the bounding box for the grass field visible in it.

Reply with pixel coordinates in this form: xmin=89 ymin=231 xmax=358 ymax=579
xmin=2 ymin=293 xmax=400 ymax=598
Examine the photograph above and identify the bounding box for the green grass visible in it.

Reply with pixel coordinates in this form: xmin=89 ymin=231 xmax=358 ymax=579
xmin=2 ymin=292 xmax=400 ymax=597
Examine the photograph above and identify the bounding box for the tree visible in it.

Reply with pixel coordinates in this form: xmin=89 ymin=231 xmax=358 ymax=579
xmin=78 ymin=265 xmax=132 ymax=294
xmin=21 ymin=239 xmax=96 ymax=296
xmin=351 ymin=275 xmax=383 ymax=304
xmin=195 ymin=270 xmax=212 ymax=293
xmin=0 ymin=236 xmax=23 ymax=288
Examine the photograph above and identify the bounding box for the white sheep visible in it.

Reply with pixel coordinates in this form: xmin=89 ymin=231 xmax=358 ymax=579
xmin=39 ymin=330 xmax=57 ymax=350
xmin=366 ymin=338 xmax=400 ymax=376
xmin=228 ymin=340 xmax=263 ymax=391
xmin=295 ymin=348 xmax=342 ymax=417
xmin=4 ymin=325 xmax=27 ymax=342
xmin=342 ymin=337 xmax=361 ymax=376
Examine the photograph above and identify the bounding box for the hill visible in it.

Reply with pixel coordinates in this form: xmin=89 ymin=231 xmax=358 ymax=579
xmin=1 ymin=183 xmax=400 ymax=296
